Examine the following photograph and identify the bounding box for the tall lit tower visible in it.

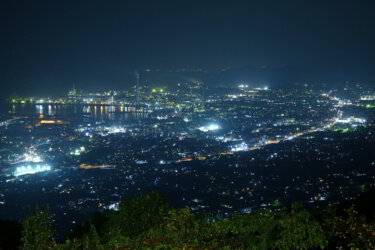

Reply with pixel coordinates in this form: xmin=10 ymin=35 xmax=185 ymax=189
xmin=69 ymin=82 xmax=77 ymax=96
xmin=135 ymin=70 xmax=140 ymax=102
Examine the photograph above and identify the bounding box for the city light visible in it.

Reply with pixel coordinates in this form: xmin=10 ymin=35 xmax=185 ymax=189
xmin=23 ymin=152 xmax=43 ymax=163
xmin=334 ymin=117 xmax=366 ymax=124
xmin=198 ymin=124 xmax=220 ymax=132
xmin=70 ymin=147 xmax=86 ymax=156
xmin=2 ymin=1 xmax=375 ymax=248
xmin=238 ymin=84 xmax=249 ymax=89
xmin=231 ymin=142 xmax=248 ymax=152
xmin=360 ymin=95 xmax=375 ymax=101
xmin=14 ymin=164 xmax=51 ymax=177
xmin=107 ymin=126 xmax=126 ymax=134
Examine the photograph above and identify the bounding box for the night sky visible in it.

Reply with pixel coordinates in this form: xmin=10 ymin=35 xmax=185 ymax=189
xmin=1 ymin=0 xmax=375 ymax=97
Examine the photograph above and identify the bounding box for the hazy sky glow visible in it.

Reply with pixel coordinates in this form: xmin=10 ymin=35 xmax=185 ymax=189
xmin=1 ymin=0 xmax=375 ymax=96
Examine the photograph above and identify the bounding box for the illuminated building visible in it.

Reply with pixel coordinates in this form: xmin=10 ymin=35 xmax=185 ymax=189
xmin=14 ymin=164 xmax=51 ymax=177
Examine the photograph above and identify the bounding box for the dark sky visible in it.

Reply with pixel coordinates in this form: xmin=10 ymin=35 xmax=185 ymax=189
xmin=1 ymin=0 xmax=375 ymax=97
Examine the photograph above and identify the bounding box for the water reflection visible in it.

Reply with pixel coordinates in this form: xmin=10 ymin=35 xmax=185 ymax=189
xmin=4 ymin=103 xmax=146 ymax=120
xmin=36 ymin=105 xmax=43 ymax=114
xmin=48 ymin=105 xmax=54 ymax=116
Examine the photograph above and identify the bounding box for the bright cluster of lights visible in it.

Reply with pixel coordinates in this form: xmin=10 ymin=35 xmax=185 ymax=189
xmin=24 ymin=153 xmax=43 ymax=163
xmin=360 ymin=95 xmax=375 ymax=101
xmin=198 ymin=124 xmax=220 ymax=132
xmin=227 ymin=94 xmax=245 ymax=99
xmin=334 ymin=116 xmax=366 ymax=124
xmin=106 ymin=202 xmax=120 ymax=211
xmin=152 ymin=88 xmax=165 ymax=93
xmin=238 ymin=85 xmax=268 ymax=90
xmin=254 ymin=87 xmax=269 ymax=91
xmin=80 ymin=126 xmax=127 ymax=137
xmin=70 ymin=146 xmax=85 ymax=156
xmin=336 ymin=100 xmax=352 ymax=107
xmin=14 ymin=164 xmax=51 ymax=177
xmin=231 ymin=142 xmax=248 ymax=152
xmin=238 ymin=84 xmax=249 ymax=89
xmin=156 ymin=115 xmax=168 ymax=120
xmin=107 ymin=126 xmax=126 ymax=134
xmin=215 ymin=136 xmax=240 ymax=142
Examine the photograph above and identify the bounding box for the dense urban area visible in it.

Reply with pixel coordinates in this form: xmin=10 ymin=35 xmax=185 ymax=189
xmin=3 ymin=0 xmax=375 ymax=248
xmin=1 ymin=81 xmax=375 ymax=243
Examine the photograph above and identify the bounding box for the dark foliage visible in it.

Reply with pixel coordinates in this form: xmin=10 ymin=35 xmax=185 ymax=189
xmin=0 ymin=220 xmax=22 ymax=250
xmin=1 ymin=190 xmax=375 ymax=249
